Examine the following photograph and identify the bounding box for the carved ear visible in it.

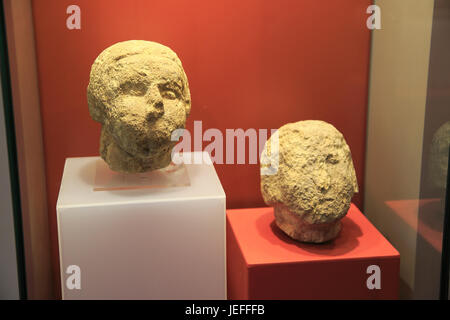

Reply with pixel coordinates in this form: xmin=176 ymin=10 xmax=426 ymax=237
xmin=184 ymin=92 xmax=191 ymax=116
xmin=181 ymin=71 xmax=191 ymax=116
xmin=353 ymin=169 xmax=359 ymax=193
xmin=87 ymin=85 xmax=105 ymax=123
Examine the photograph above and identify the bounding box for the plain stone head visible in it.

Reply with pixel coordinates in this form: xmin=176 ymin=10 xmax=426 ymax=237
xmin=87 ymin=40 xmax=191 ymax=173
xmin=260 ymin=120 xmax=358 ymax=242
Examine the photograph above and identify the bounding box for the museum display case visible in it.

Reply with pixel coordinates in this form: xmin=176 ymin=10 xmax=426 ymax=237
xmin=0 ymin=0 xmax=449 ymax=300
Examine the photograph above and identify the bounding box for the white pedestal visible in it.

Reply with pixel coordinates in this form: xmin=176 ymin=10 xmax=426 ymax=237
xmin=56 ymin=152 xmax=226 ymax=299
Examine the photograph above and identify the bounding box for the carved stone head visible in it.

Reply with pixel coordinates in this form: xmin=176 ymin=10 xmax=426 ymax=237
xmin=260 ymin=120 xmax=358 ymax=243
xmin=87 ymin=40 xmax=191 ymax=173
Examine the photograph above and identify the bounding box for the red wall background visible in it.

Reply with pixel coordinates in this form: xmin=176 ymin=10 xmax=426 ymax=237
xmin=31 ymin=0 xmax=371 ymax=296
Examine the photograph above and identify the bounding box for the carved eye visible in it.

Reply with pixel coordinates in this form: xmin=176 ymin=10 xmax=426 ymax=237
xmin=120 ymin=80 xmax=147 ymax=96
xmin=161 ymin=89 xmax=177 ymax=100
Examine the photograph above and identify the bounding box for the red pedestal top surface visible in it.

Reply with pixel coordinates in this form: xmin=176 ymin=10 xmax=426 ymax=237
xmin=227 ymin=204 xmax=399 ymax=266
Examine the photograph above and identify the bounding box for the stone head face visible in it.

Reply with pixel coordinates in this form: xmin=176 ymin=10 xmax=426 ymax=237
xmin=87 ymin=40 xmax=191 ymax=173
xmin=260 ymin=120 xmax=358 ymax=243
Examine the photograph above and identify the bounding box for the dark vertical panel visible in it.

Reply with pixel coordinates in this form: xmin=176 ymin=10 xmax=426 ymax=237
xmin=0 ymin=0 xmax=27 ymax=299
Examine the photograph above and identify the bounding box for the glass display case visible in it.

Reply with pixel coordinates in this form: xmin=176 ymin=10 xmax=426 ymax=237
xmin=0 ymin=0 xmax=449 ymax=300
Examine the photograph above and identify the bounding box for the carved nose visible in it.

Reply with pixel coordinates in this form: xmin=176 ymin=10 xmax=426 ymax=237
xmin=146 ymin=100 xmax=164 ymax=121
xmin=154 ymin=100 xmax=163 ymax=110
xmin=146 ymin=86 xmax=164 ymax=121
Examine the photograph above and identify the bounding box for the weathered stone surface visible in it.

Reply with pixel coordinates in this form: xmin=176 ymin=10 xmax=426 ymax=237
xmin=87 ymin=40 xmax=191 ymax=173
xmin=260 ymin=120 xmax=358 ymax=243
xmin=429 ymin=121 xmax=450 ymax=190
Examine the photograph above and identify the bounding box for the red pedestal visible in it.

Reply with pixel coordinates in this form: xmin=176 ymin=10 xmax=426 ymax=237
xmin=227 ymin=204 xmax=400 ymax=300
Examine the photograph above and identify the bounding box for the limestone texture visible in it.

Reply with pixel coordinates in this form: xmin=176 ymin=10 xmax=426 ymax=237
xmin=87 ymin=40 xmax=191 ymax=173
xmin=428 ymin=121 xmax=450 ymax=190
xmin=260 ymin=120 xmax=358 ymax=243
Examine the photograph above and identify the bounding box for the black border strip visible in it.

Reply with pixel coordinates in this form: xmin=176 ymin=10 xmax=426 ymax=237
xmin=439 ymin=146 xmax=450 ymax=300
xmin=0 ymin=0 xmax=27 ymax=299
